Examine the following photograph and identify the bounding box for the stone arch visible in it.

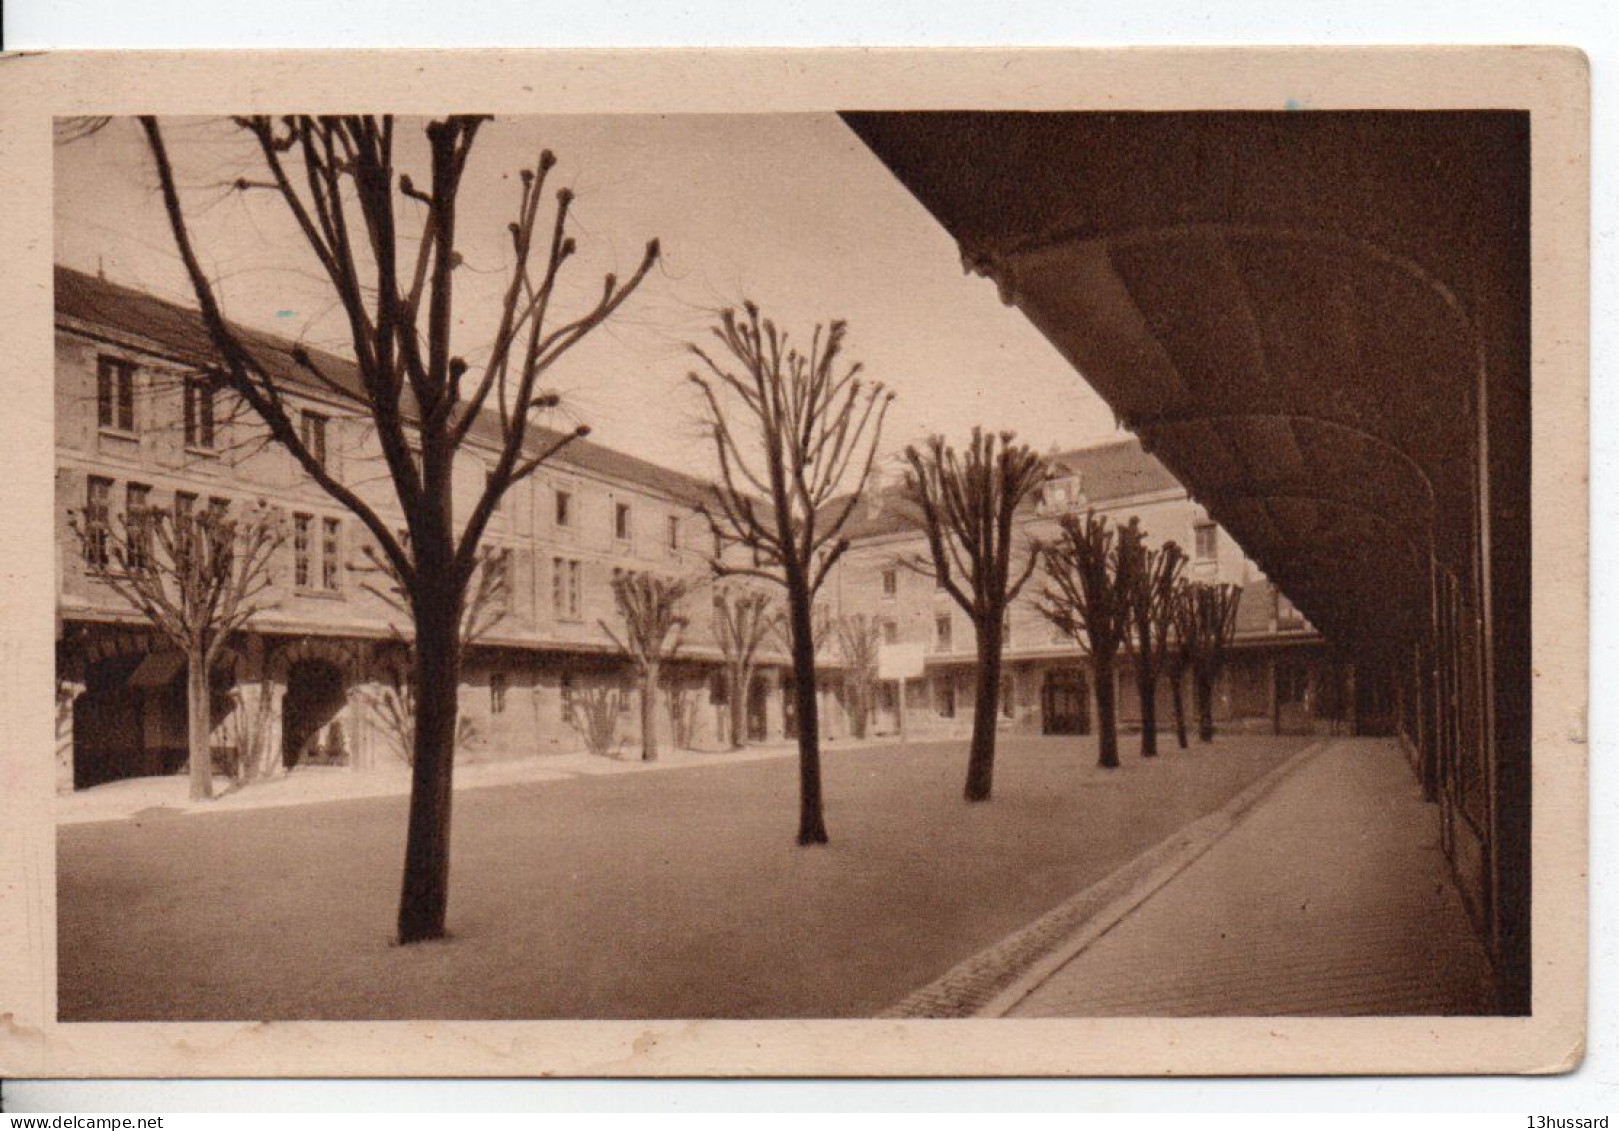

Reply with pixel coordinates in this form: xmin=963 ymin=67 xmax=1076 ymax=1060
xmin=267 ymin=637 xmax=373 ymax=771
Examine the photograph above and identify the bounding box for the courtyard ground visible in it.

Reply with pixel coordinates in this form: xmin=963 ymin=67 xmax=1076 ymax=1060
xmin=58 ymin=733 xmax=1310 ymax=1021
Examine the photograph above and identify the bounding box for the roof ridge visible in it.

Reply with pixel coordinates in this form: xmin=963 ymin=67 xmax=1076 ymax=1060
xmin=54 ymin=263 xmax=720 ymax=506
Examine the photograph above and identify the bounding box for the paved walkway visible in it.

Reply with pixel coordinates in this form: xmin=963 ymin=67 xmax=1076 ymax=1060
xmin=1004 ymin=737 xmax=1495 ymax=1016
xmin=56 ymin=736 xmax=834 ymax=825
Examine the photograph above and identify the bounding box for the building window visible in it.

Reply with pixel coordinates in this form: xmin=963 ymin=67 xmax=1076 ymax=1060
xmin=183 ymin=375 xmax=216 ymax=450
xmin=1194 ymin=522 xmax=1218 ymax=561
xmin=321 ymin=517 xmax=341 ymax=591
xmin=1000 ymin=674 xmax=1016 ymax=718
xmin=936 ymin=677 xmax=956 ymax=719
xmin=614 ymin=501 xmax=632 ymax=542
xmin=293 ymin=514 xmax=312 ymax=588
xmin=555 ymin=488 xmax=572 ymax=528
xmin=935 ymin=614 xmax=952 ymax=652
xmin=485 ymin=547 xmax=512 ymax=613
xmin=124 ymin=483 xmax=152 ymax=569
xmin=882 ymin=619 xmax=898 ymax=645
xmin=667 ymin=514 xmax=680 ymax=552
xmin=83 ymin=476 xmax=113 ymax=568
xmin=552 ymin=556 xmax=582 ymax=621
xmin=96 ymin=357 xmax=135 ymax=432
xmin=560 ymin=672 xmax=575 ymax=723
xmin=490 ymin=671 xmax=508 ymax=716
xmin=300 ymin=410 xmax=328 ymax=469
xmin=881 ymin=568 xmax=897 ymax=598
xmin=173 ymin=492 xmax=197 ymax=564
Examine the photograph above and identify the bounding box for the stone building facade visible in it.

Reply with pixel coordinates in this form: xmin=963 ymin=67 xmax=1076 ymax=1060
xmin=53 ymin=266 xmax=799 ymax=792
xmin=55 ymin=266 xmax=1347 ymax=793
xmin=829 ymin=440 xmax=1351 ymax=743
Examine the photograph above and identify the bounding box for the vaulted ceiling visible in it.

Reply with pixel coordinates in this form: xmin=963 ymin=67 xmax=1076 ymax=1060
xmin=843 ymin=111 xmax=1529 ymax=664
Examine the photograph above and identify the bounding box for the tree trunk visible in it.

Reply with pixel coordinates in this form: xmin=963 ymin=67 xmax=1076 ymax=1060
xmin=641 ymin=662 xmax=659 ymax=762
xmin=849 ymin=680 xmax=868 ymax=740
xmin=787 ymin=585 xmax=828 ymax=845
xmin=397 ymin=589 xmax=461 ymax=945
xmin=1170 ymin=666 xmax=1189 ymax=749
xmin=964 ymin=616 xmax=1002 ymax=801
xmin=1137 ymin=666 xmax=1159 ymax=758
xmin=186 ymin=649 xmax=213 ymax=801
xmin=1195 ymin=668 xmax=1216 ymax=743
xmin=1095 ymin=655 xmax=1120 ymax=769
xmin=729 ymin=664 xmax=748 ymax=750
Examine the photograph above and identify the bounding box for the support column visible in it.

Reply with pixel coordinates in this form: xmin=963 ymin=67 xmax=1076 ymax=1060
xmin=56 ymin=678 xmax=84 ymax=794
xmin=1269 ymin=655 xmax=1280 ymax=736
xmin=765 ymin=671 xmax=786 ymax=740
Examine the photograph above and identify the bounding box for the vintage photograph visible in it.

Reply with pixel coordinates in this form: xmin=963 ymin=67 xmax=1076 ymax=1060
xmin=0 ymin=46 xmax=1586 ymax=1077
xmin=47 ymin=106 xmax=1533 ymax=1023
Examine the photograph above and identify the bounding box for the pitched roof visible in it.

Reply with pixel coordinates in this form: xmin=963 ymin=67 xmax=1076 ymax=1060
xmin=837 ymin=436 xmax=1184 ymax=541
xmin=54 ymin=265 xmax=720 ymax=509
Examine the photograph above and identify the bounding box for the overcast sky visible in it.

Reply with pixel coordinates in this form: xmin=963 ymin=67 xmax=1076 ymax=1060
xmin=55 ymin=114 xmax=1124 ymax=479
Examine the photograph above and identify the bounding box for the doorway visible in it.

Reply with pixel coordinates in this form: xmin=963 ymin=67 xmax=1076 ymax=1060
xmin=1041 ymin=668 xmax=1091 ymax=736
xmin=282 ymin=658 xmax=348 ymax=768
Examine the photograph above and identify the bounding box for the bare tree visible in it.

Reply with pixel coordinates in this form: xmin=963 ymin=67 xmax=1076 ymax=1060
xmin=1116 ymin=518 xmax=1187 ymax=758
xmin=835 ymin=614 xmax=882 ymax=741
xmin=141 ymin=114 xmax=658 ymax=943
xmin=353 ymin=543 xmax=511 ymax=766
xmin=710 ymin=586 xmax=780 ymax=751
xmin=1179 ymin=581 xmax=1244 ymax=743
xmin=902 ymin=428 xmax=1045 ymax=800
xmin=1166 ymin=580 xmax=1196 ymax=751
xmin=69 ymin=498 xmax=283 ymax=800
xmin=572 ymin=684 xmax=629 ymax=758
xmin=1036 ymin=511 xmax=1131 ymax=770
xmin=688 ymin=304 xmax=892 ymax=844
xmin=602 ymin=572 xmax=690 ymax=762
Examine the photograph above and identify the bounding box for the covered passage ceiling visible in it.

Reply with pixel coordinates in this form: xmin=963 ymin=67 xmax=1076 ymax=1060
xmin=842 ymin=111 xmax=1530 ymax=664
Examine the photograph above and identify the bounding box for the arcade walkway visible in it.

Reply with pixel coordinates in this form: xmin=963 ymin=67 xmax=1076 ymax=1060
xmin=1006 ymin=737 xmax=1495 ymax=1016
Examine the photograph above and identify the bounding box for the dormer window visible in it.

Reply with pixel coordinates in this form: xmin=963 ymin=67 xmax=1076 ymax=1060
xmin=96 ymin=356 xmax=136 ymax=433
xmin=184 ymin=374 xmax=217 ymax=450
xmin=1036 ymin=465 xmax=1084 ymax=513
xmin=1194 ymin=522 xmax=1218 ymax=561
xmin=300 ymin=410 xmax=328 ymax=469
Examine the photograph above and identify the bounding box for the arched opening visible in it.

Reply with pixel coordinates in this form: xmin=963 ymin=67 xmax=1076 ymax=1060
xmin=1041 ymin=668 xmax=1090 ymax=736
xmin=71 ymin=648 xmax=235 ymax=788
xmin=282 ymin=658 xmax=348 ymax=769
xmin=746 ymin=674 xmax=770 ymax=743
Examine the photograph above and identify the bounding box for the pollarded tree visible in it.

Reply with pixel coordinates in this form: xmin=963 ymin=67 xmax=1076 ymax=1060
xmin=1166 ymin=579 xmax=1196 ymax=750
xmin=602 ymin=572 xmax=690 ymax=762
xmin=141 ymin=115 xmax=658 ymax=943
xmin=689 ymin=305 xmax=892 ymax=845
xmin=353 ymin=542 xmax=513 ymax=767
xmin=1037 ymin=511 xmax=1131 ymax=770
xmin=1116 ymin=518 xmax=1187 ymax=759
xmin=1180 ymin=581 xmax=1244 ymax=743
xmin=710 ymin=586 xmax=780 ymax=751
xmin=903 ymin=428 xmax=1046 ymax=801
xmin=835 ymin=613 xmax=882 ymax=741
xmin=70 ymin=497 xmax=283 ymax=800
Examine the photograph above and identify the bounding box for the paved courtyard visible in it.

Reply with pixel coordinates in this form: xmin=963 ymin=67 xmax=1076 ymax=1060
xmin=1006 ymin=737 xmax=1495 ymax=1017
xmin=58 ymin=734 xmax=1310 ymax=1021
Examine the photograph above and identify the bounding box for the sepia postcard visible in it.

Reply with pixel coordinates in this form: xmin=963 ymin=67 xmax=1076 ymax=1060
xmin=0 ymin=46 xmax=1590 ymax=1077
